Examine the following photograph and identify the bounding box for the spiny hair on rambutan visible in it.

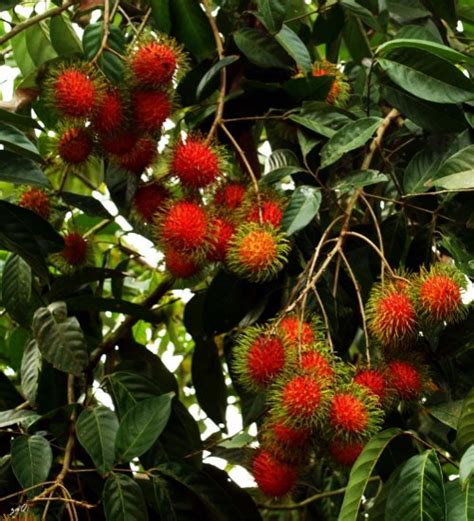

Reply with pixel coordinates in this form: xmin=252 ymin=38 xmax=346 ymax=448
xmin=60 ymin=231 xmax=90 ymax=268
xmin=232 ymin=326 xmax=287 ymax=391
xmin=227 ymin=222 xmax=291 ymax=283
xmin=133 ymin=90 xmax=172 ymax=133
xmin=164 ymin=246 xmax=200 ymax=279
xmin=92 ymin=88 xmax=124 ymax=134
xmin=414 ymin=264 xmax=467 ymax=325
xmin=133 ymin=182 xmax=170 ymax=223
xmin=57 ymin=127 xmax=94 ymax=166
xmin=19 ymin=188 xmax=50 ymax=219
xmin=328 ymin=438 xmax=365 ymax=467
xmin=329 ymin=383 xmax=383 ymax=440
xmin=366 ymin=278 xmax=417 ymax=346
xmin=243 ymin=193 xmax=286 ymax=228
xmin=118 ymin=136 xmax=157 ymax=174
xmin=299 ymin=344 xmax=337 ymax=385
xmin=157 ymin=200 xmax=210 ymax=255
xmin=213 ymin=182 xmax=246 ymax=210
xmin=312 ymin=60 xmax=350 ymax=107
xmin=277 ymin=315 xmax=316 ymax=349
xmin=353 ymin=366 xmax=387 ymax=403
xmin=252 ymin=450 xmax=298 ymax=497
xmin=386 ymin=358 xmax=427 ymax=401
xmin=260 ymin=415 xmax=312 ymax=461
xmin=171 ymin=135 xmax=223 ymax=189
xmin=101 ymin=131 xmax=137 ymax=156
xmin=207 ymin=216 xmax=235 ymax=262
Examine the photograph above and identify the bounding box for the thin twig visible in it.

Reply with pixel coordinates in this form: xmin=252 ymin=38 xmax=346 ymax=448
xmin=89 ymin=0 xmax=110 ymax=66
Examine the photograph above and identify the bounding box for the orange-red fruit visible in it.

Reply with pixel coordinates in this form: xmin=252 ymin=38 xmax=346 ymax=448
xmin=279 ymin=317 xmax=314 ymax=348
xmin=301 ymin=351 xmax=334 ymax=382
xmin=61 ymin=232 xmax=88 ymax=266
xmin=330 ymin=393 xmax=368 ymax=434
xmin=272 ymin=422 xmax=311 ymax=447
xmin=238 ymin=229 xmax=277 ymax=272
xmin=131 ymin=42 xmax=178 ymax=86
xmin=172 ymin=138 xmax=221 ymax=188
xmin=133 ymin=90 xmax=171 ymax=133
xmin=354 ymin=369 xmax=386 ymax=402
xmin=19 ymin=188 xmax=50 ymax=219
xmin=246 ymin=336 xmax=286 ymax=387
xmin=329 ymin=440 xmax=364 ymax=466
xmin=208 ymin=217 xmax=235 ymax=262
xmin=387 ymin=360 xmax=422 ymax=400
xmin=419 ymin=275 xmax=462 ymax=321
xmin=92 ymin=89 xmax=123 ymax=134
xmin=247 ymin=200 xmax=284 ymax=228
xmin=161 ymin=201 xmax=208 ymax=252
xmin=53 ymin=69 xmax=96 ymax=118
xmin=119 ymin=136 xmax=157 ymax=174
xmin=214 ymin=183 xmax=246 ymax=209
xmin=133 ymin=183 xmax=170 ymax=222
xmin=282 ymin=375 xmax=321 ymax=419
xmin=252 ymin=451 xmax=297 ymax=497
xmin=58 ymin=128 xmax=93 ymax=165
xmin=371 ymin=291 xmax=416 ymax=344
xmin=164 ymin=247 xmax=199 ymax=278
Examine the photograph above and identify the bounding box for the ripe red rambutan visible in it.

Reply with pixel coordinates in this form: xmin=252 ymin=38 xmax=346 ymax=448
xmin=247 ymin=200 xmax=284 ymax=228
xmin=119 ymin=136 xmax=157 ymax=174
xmin=252 ymin=450 xmax=297 ymax=497
xmin=279 ymin=316 xmax=314 ymax=348
xmin=160 ymin=201 xmax=209 ymax=253
xmin=133 ymin=90 xmax=172 ymax=133
xmin=329 ymin=439 xmax=364 ymax=466
xmin=92 ymin=89 xmax=123 ymax=134
xmin=61 ymin=232 xmax=89 ymax=266
xmin=131 ymin=41 xmax=178 ymax=86
xmin=354 ymin=368 xmax=387 ymax=403
xmin=208 ymin=217 xmax=235 ymax=262
xmin=272 ymin=421 xmax=311 ymax=447
xmin=133 ymin=182 xmax=170 ymax=222
xmin=52 ymin=68 xmax=97 ymax=118
xmin=330 ymin=393 xmax=369 ymax=435
xmin=171 ymin=137 xmax=221 ymax=188
xmin=19 ymin=188 xmax=50 ymax=219
xmin=58 ymin=127 xmax=94 ymax=165
xmin=214 ymin=183 xmax=246 ymax=210
xmin=387 ymin=360 xmax=422 ymax=400
xmin=101 ymin=131 xmax=137 ymax=156
xmin=164 ymin=247 xmax=200 ymax=279
xmin=301 ymin=350 xmax=335 ymax=382
xmin=281 ymin=374 xmax=323 ymax=421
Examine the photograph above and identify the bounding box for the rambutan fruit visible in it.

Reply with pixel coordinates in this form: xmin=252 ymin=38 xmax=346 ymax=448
xmin=312 ymin=60 xmax=350 ymax=106
xmin=101 ymin=131 xmax=137 ymax=156
xmin=207 ymin=217 xmax=235 ymax=262
xmin=271 ymin=421 xmax=312 ymax=448
xmin=118 ymin=136 xmax=157 ymax=174
xmin=133 ymin=182 xmax=170 ymax=223
xmin=278 ymin=315 xmax=315 ymax=348
xmin=387 ymin=360 xmax=424 ymax=401
xmin=164 ymin=247 xmax=200 ymax=279
xmin=214 ymin=183 xmax=246 ymax=210
xmin=300 ymin=347 xmax=335 ymax=384
xmin=57 ymin=127 xmax=94 ymax=166
xmin=171 ymin=136 xmax=222 ymax=189
xmin=252 ymin=450 xmax=298 ymax=497
xmin=19 ymin=188 xmax=50 ymax=219
xmin=92 ymin=88 xmax=123 ymax=134
xmin=50 ymin=67 xmax=97 ymax=118
xmin=158 ymin=200 xmax=209 ymax=254
xmin=130 ymin=40 xmax=181 ymax=87
xmin=233 ymin=327 xmax=286 ymax=391
xmin=329 ymin=439 xmax=365 ymax=466
xmin=227 ymin=223 xmax=290 ymax=282
xmin=354 ymin=368 xmax=387 ymax=403
xmin=260 ymin=417 xmax=312 ymax=464
xmin=61 ymin=232 xmax=89 ymax=267
xmin=414 ymin=264 xmax=467 ymax=324
xmin=133 ymin=90 xmax=172 ymax=133
xmin=366 ymin=280 xmax=417 ymax=345
xmin=246 ymin=199 xmax=285 ymax=228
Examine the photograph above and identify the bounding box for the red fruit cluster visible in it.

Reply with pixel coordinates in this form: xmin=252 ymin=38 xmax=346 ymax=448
xmin=61 ymin=232 xmax=89 ymax=267
xmin=130 ymin=41 xmax=179 ymax=87
xmin=252 ymin=450 xmax=298 ymax=497
xmin=58 ymin=127 xmax=94 ymax=165
xmin=133 ymin=183 xmax=170 ymax=222
xmin=19 ymin=188 xmax=50 ymax=219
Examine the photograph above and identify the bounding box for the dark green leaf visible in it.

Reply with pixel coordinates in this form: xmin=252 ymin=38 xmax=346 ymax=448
xmin=260 ymin=165 xmax=307 ymax=185
xmin=458 ymin=388 xmax=474 ymax=455
xmin=404 ymin=147 xmax=444 ymax=193
xmin=446 ymin=479 xmax=474 ymax=521
xmin=196 ymin=55 xmax=239 ymax=100
xmin=49 ymin=13 xmax=83 ymax=56
xmin=0 ymin=122 xmax=41 ymax=161
xmin=282 ymin=76 xmax=333 ymax=103
xmin=2 ymin=253 xmax=32 ymax=327
xmin=433 ymin=145 xmax=474 ymax=190
xmin=148 ymin=0 xmax=171 ymax=33
xmin=256 ymin=0 xmax=287 ymax=32
xmin=343 ymin=13 xmax=372 ymax=62
xmin=460 ymin=445 xmax=474 ymax=489
xmin=0 ymin=109 xmax=41 ymax=130
xmin=275 ymin=24 xmax=312 ymax=73
xmin=281 ymin=185 xmax=321 ymax=235
xmin=289 ymin=114 xmax=337 ymax=138
xmin=83 ymin=24 xmax=125 ymax=83
xmin=332 ymin=170 xmax=388 ymax=193
xmin=103 ymin=473 xmax=148 ymax=521
xmin=428 ymin=400 xmax=464 ymax=430
xmin=25 ymin=21 xmax=57 ymax=67
xmin=152 ymin=477 xmax=178 ymax=520
xmin=341 ymin=0 xmax=380 ymax=30
xmin=234 ymin=28 xmax=292 ymax=69
xmin=21 ymin=339 xmax=41 ymax=404
xmin=0 ymin=409 xmax=37 ymax=428
xmin=11 ymin=435 xmax=52 ymax=494
xmin=0 ymin=151 xmax=50 ymax=187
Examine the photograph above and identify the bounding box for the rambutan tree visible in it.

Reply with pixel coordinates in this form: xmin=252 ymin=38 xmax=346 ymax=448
xmin=0 ymin=1 xmax=473 ymax=520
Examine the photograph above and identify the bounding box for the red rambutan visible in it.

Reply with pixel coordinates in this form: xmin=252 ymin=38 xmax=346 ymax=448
xmin=329 ymin=439 xmax=364 ymax=466
xmin=133 ymin=182 xmax=170 ymax=222
xmin=131 ymin=41 xmax=178 ymax=87
xmin=208 ymin=217 xmax=235 ymax=262
xmin=387 ymin=360 xmax=422 ymax=400
xmin=301 ymin=350 xmax=335 ymax=383
xmin=19 ymin=188 xmax=50 ymax=219
xmin=272 ymin=421 xmax=311 ymax=448
xmin=329 ymin=393 xmax=369 ymax=435
xmin=118 ymin=136 xmax=157 ymax=174
xmin=171 ymin=137 xmax=221 ymax=188
xmin=214 ymin=183 xmax=246 ymax=210
xmin=279 ymin=316 xmax=315 ymax=348
xmin=61 ymin=232 xmax=89 ymax=266
xmin=133 ymin=90 xmax=172 ymax=133
xmin=58 ymin=127 xmax=94 ymax=165
xmin=101 ymin=131 xmax=137 ymax=156
xmin=52 ymin=68 xmax=97 ymax=118
xmin=92 ymin=89 xmax=123 ymax=134
xmin=247 ymin=200 xmax=284 ymax=228
xmin=252 ymin=450 xmax=297 ymax=497
xmin=281 ymin=374 xmax=323 ymax=421
xmin=354 ymin=368 xmax=387 ymax=403
xmin=164 ymin=247 xmax=200 ymax=279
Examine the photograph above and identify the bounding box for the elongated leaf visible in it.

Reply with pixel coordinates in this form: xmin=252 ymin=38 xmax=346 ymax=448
xmin=0 ymin=122 xmax=41 ymax=161
xmin=332 ymin=170 xmax=388 ymax=193
xmin=433 ymin=145 xmax=474 ymax=190
xmin=446 ymin=479 xmax=474 ymax=521
xmin=256 ymin=0 xmax=287 ymax=32
xmin=76 ymin=406 xmax=119 ymax=474
xmin=152 ymin=477 xmax=178 ymax=520
xmin=275 ymin=24 xmax=312 ymax=73
xmin=32 ymin=302 xmax=88 ymax=376
xmin=404 ymin=147 xmax=444 ymax=193
xmin=2 ymin=253 xmax=32 ymax=326
xmin=148 ymin=0 xmax=171 ymax=33
xmin=281 ymin=185 xmax=321 ymax=235
xmin=338 ymin=428 xmax=403 ymax=521
xmin=428 ymin=400 xmax=464 ymax=430
xmin=320 ymin=117 xmax=382 ymax=167
xmin=115 ymin=394 xmax=173 ymax=462
xmin=458 ymin=388 xmax=474 ymax=455
xmin=49 ymin=13 xmax=82 ymax=56
xmin=341 ymin=0 xmax=380 ymax=30
xmin=234 ymin=28 xmax=291 ymax=69
xmin=11 ymin=435 xmax=52 ymax=493
xmin=460 ymin=445 xmax=474 ymax=489
xmin=260 ymin=166 xmax=307 ymax=185
xmin=0 ymin=109 xmax=40 ymax=130
xmin=0 ymin=151 xmax=50 ymax=187
xmin=289 ymin=114 xmax=337 ymax=138
xmin=103 ymin=473 xmax=148 ymax=521
xmin=197 ymin=55 xmax=239 ymax=100
xmin=21 ymin=340 xmax=42 ymax=404
xmin=0 ymin=409 xmax=37 ymax=428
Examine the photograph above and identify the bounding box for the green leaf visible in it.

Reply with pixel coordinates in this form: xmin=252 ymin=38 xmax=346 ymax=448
xmin=341 ymin=0 xmax=380 ymax=30
xmin=170 ymin=0 xmax=214 ymax=61
xmin=338 ymin=428 xmax=403 ymax=521
xmin=234 ymin=28 xmax=292 ymax=69
xmin=197 ymin=55 xmax=240 ymax=100
xmin=2 ymin=253 xmax=32 ymax=327
xmin=21 ymin=340 xmax=41 ymax=404
xmin=446 ymin=479 xmax=474 ymax=521
xmin=283 ymin=76 xmax=333 ymax=103
xmin=0 ymin=409 xmax=37 ymax=428
xmin=148 ymin=0 xmax=171 ymax=34
xmin=11 ymin=31 xmax=35 ymax=77
xmin=0 ymin=0 xmax=21 ymax=10
xmin=275 ymin=24 xmax=312 ymax=73
xmin=103 ymin=473 xmax=148 ymax=521
xmin=76 ymin=406 xmax=119 ymax=474
xmin=433 ymin=145 xmax=474 ymax=190
xmin=376 ymin=38 xmax=474 ymax=66
xmin=0 ymin=109 xmax=41 ymax=130
xmin=32 ymin=302 xmax=88 ymax=377
xmin=152 ymin=477 xmax=178 ymax=520
xmin=428 ymin=400 xmax=464 ymax=430
xmin=11 ymin=435 xmax=52 ymax=494
xmin=60 ymin=192 xmax=112 ymax=218
xmin=385 ymin=451 xmax=446 ymax=521
xmin=25 ymin=21 xmax=57 ymax=67
xmin=343 ymin=13 xmax=372 ymax=62
xmin=320 ymin=117 xmax=382 ymax=167
xmin=115 ymin=394 xmax=173 ymax=462
xmin=281 ymin=185 xmax=321 ymax=235
xmin=458 ymin=388 xmax=474 ymax=455
xmin=0 ymin=122 xmax=41 ymax=161
xmin=460 ymin=445 xmax=474 ymax=489
xmin=0 ymin=151 xmax=51 ymax=187
xmin=404 ymin=148 xmax=444 ymax=193
xmin=289 ymin=114 xmax=337 ymax=138
xmin=256 ymin=0 xmax=288 ymax=32
xmin=332 ymin=170 xmax=388 ymax=193
xmin=260 ymin=165 xmax=307 ymax=185
xmin=83 ymin=24 xmax=125 ymax=83
xmin=377 ymin=53 xmax=474 ymax=104
xmin=49 ymin=13 xmax=83 ymax=56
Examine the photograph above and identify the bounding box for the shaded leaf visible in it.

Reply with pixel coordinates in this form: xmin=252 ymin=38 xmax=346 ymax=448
xmin=0 ymin=409 xmax=37 ymax=428
xmin=50 ymin=13 xmax=83 ymax=56
xmin=0 ymin=122 xmax=41 ymax=161
xmin=446 ymin=479 xmax=474 ymax=521
xmin=148 ymin=0 xmax=171 ymax=33
xmin=275 ymin=24 xmax=312 ymax=73
xmin=0 ymin=151 xmax=50 ymax=187
xmin=458 ymin=388 xmax=474 ymax=455
xmin=11 ymin=435 xmax=52 ymax=494
xmin=103 ymin=473 xmax=148 ymax=521
xmin=2 ymin=253 xmax=32 ymax=327
xmin=197 ymin=56 xmax=239 ymax=100
xmin=20 ymin=340 xmax=41 ymax=404
xmin=460 ymin=445 xmax=474 ymax=489
xmin=234 ymin=28 xmax=291 ymax=69
xmin=433 ymin=145 xmax=474 ymax=190
xmin=281 ymin=185 xmax=321 ymax=235
xmin=332 ymin=170 xmax=388 ymax=193
xmin=83 ymin=24 xmax=125 ymax=82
